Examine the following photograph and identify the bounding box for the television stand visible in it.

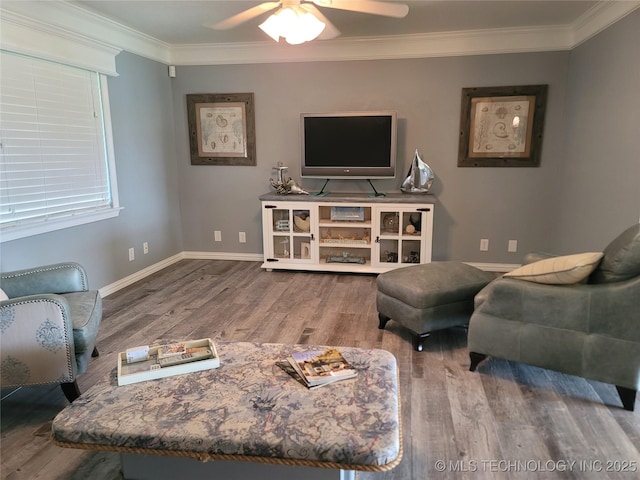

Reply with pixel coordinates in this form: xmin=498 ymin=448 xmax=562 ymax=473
xmin=260 ymin=192 xmax=435 ymax=274
xmin=367 ymin=179 xmax=385 ymax=197
xmin=311 ymin=179 xmax=385 ymax=197
xmin=312 ymin=179 xmax=331 ymax=197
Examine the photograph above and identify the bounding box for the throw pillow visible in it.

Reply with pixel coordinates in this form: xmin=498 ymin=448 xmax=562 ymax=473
xmin=504 ymin=252 xmax=604 ymax=285
xmin=0 ymin=288 xmax=8 ymax=301
xmin=590 ymin=223 xmax=640 ymax=283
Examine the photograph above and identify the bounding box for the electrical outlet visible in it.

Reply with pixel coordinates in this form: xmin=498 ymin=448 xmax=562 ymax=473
xmin=143 ymin=242 xmax=149 ymax=254
xmin=128 ymin=247 xmax=135 ymax=261
xmin=480 ymin=239 xmax=489 ymax=251
xmin=239 ymin=232 xmax=246 ymax=243
xmin=214 ymin=230 xmax=222 ymax=242
xmin=508 ymin=240 xmax=518 ymax=253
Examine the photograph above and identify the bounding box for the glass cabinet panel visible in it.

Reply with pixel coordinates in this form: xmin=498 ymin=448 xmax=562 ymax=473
xmin=379 ymin=211 xmax=400 ymax=235
xmin=378 ymin=239 xmax=399 ymax=264
xmin=265 ymin=205 xmax=314 ymax=263
xmin=272 ymin=209 xmax=291 ymax=233
xmin=374 ymin=206 xmax=429 ymax=267
xmin=401 ymin=239 xmax=422 ymax=264
xmin=272 ymin=235 xmax=290 ymax=259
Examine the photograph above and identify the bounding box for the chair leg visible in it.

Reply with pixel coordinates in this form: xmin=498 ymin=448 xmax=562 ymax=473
xmin=378 ymin=313 xmax=390 ymax=330
xmin=61 ymin=380 xmax=81 ymax=403
xmin=615 ymin=386 xmax=636 ymax=411
xmin=469 ymin=352 xmax=488 ymax=371
xmin=92 ymin=346 xmax=100 ymax=357
xmin=414 ymin=333 xmax=430 ymax=352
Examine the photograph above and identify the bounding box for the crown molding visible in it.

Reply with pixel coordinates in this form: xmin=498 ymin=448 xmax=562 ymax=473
xmin=571 ymin=0 xmax=640 ymax=46
xmin=2 ymin=1 xmax=638 ymax=67
xmin=0 ymin=1 xmax=170 ymax=65
xmin=0 ymin=8 xmax=122 ymax=75
xmin=170 ymin=25 xmax=575 ymax=66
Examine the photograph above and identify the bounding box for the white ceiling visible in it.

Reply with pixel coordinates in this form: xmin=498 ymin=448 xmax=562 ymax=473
xmin=2 ymin=1 xmax=639 ymax=65
xmin=70 ymin=1 xmax=599 ymax=45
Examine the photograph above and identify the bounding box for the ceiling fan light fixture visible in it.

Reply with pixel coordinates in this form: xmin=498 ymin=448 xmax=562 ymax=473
xmin=259 ymin=6 xmax=326 ymax=45
xmin=258 ymin=11 xmax=284 ymax=42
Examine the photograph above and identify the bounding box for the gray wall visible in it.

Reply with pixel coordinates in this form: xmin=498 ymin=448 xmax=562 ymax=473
xmin=0 ymin=52 xmax=184 ymax=289
xmin=173 ymin=10 xmax=639 ymax=263
xmin=173 ymin=53 xmax=570 ymax=263
xmin=2 ymin=10 xmax=638 ymax=289
xmin=552 ymin=10 xmax=640 ymax=252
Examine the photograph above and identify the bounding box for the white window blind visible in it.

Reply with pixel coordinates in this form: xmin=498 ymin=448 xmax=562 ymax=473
xmin=0 ymin=50 xmax=119 ymax=242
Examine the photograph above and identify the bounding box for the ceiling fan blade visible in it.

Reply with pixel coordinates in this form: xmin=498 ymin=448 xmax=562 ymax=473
xmin=209 ymin=2 xmax=281 ymax=30
xmin=312 ymin=0 xmax=408 ymax=18
xmin=301 ymin=4 xmax=341 ymax=39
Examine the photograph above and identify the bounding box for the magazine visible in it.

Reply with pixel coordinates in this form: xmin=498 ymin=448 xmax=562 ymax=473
xmin=286 ymin=348 xmax=357 ymax=388
xmin=157 ymin=342 xmax=186 ymax=358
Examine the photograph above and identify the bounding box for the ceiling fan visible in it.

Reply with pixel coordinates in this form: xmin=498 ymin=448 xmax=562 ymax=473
xmin=209 ymin=0 xmax=409 ymax=44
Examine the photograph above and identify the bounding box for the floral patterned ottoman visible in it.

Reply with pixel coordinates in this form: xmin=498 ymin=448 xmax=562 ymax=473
xmin=52 ymin=342 xmax=401 ymax=479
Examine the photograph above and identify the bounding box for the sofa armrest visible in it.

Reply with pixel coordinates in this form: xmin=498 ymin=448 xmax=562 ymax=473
xmin=475 ymin=276 xmax=639 ymax=339
xmin=0 ymin=295 xmax=77 ymax=387
xmin=469 ymin=275 xmax=640 ymax=390
xmin=1 ymin=263 xmax=89 ymax=298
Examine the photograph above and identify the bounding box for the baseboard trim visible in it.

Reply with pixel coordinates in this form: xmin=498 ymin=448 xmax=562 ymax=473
xmin=183 ymin=251 xmax=264 ymax=262
xmin=466 ymin=262 xmax=520 ymax=273
xmin=99 ymin=253 xmax=186 ymax=297
xmin=99 ymin=253 xmax=516 ymax=297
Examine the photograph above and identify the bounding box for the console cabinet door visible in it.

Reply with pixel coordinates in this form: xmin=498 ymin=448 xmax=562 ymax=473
xmin=262 ymin=203 xmax=315 ymax=265
xmin=373 ymin=205 xmax=433 ymax=268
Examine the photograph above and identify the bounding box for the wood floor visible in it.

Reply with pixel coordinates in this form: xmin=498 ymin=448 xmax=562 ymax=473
xmin=2 ymin=259 xmax=639 ymax=479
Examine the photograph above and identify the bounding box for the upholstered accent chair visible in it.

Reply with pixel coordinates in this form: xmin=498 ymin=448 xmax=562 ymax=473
xmin=468 ymin=224 xmax=640 ymax=410
xmin=0 ymin=263 xmax=102 ymax=402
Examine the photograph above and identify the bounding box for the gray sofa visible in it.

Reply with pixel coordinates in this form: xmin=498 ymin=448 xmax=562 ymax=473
xmin=0 ymin=262 xmax=102 ymax=402
xmin=468 ymin=224 xmax=640 ymax=410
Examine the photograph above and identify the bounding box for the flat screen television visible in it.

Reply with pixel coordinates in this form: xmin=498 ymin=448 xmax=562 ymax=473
xmin=300 ymin=111 xmax=397 ymax=179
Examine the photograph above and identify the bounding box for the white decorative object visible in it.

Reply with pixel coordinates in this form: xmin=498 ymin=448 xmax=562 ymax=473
xmin=125 ymin=345 xmax=149 ymax=364
xmin=294 ymin=214 xmax=310 ymax=232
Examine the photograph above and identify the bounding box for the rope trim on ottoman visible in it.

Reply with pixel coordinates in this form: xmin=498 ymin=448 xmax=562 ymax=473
xmin=52 ymin=437 xmax=403 ymax=472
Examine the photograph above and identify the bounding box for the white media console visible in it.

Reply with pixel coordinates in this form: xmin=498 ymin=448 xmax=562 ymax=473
xmin=260 ymin=193 xmax=435 ymax=273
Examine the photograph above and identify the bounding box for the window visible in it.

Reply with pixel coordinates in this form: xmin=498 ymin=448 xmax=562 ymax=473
xmin=0 ymin=50 xmax=120 ymax=242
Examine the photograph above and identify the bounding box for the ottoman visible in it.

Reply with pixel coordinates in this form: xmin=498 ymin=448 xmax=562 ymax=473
xmin=376 ymin=262 xmax=496 ymax=351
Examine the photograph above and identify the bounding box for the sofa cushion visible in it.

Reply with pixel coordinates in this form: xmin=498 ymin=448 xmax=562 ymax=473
xmin=590 ymin=223 xmax=640 ymax=284
xmin=504 ymin=252 xmax=603 ymax=285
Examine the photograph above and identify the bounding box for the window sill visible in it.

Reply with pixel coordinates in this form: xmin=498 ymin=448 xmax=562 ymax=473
xmin=0 ymin=207 xmax=123 ymax=243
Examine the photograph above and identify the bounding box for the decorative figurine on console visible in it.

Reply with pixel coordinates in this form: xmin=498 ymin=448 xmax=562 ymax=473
xmin=270 ymin=162 xmax=308 ymax=195
xmin=401 ymin=149 xmax=434 ymax=194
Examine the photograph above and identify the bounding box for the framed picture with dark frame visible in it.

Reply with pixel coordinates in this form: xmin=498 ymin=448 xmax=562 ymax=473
xmin=458 ymin=85 xmax=548 ymax=167
xmin=187 ymin=93 xmax=256 ymax=166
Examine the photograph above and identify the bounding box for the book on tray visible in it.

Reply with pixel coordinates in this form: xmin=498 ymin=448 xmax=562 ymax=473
xmin=281 ymin=348 xmax=357 ymax=388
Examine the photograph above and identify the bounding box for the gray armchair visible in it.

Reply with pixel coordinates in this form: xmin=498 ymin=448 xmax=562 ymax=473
xmin=0 ymin=262 xmax=102 ymax=402
xmin=468 ymin=224 xmax=640 ymax=410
